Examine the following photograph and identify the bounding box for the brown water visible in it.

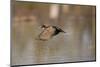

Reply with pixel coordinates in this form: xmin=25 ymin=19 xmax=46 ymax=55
xmin=11 ymin=1 xmax=96 ymax=66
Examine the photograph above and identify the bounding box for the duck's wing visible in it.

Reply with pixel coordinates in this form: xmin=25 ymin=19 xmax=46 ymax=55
xmin=38 ymin=27 xmax=55 ymax=40
xmin=53 ymin=26 xmax=66 ymax=33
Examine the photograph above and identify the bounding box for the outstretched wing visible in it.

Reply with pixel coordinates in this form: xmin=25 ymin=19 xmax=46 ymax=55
xmin=39 ymin=26 xmax=55 ymax=40
xmin=53 ymin=26 xmax=66 ymax=33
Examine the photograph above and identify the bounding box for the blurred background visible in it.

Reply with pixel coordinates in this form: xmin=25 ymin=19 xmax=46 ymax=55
xmin=11 ymin=1 xmax=96 ymax=66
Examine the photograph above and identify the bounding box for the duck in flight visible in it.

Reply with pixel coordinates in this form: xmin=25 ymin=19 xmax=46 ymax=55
xmin=38 ymin=24 xmax=66 ymax=41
